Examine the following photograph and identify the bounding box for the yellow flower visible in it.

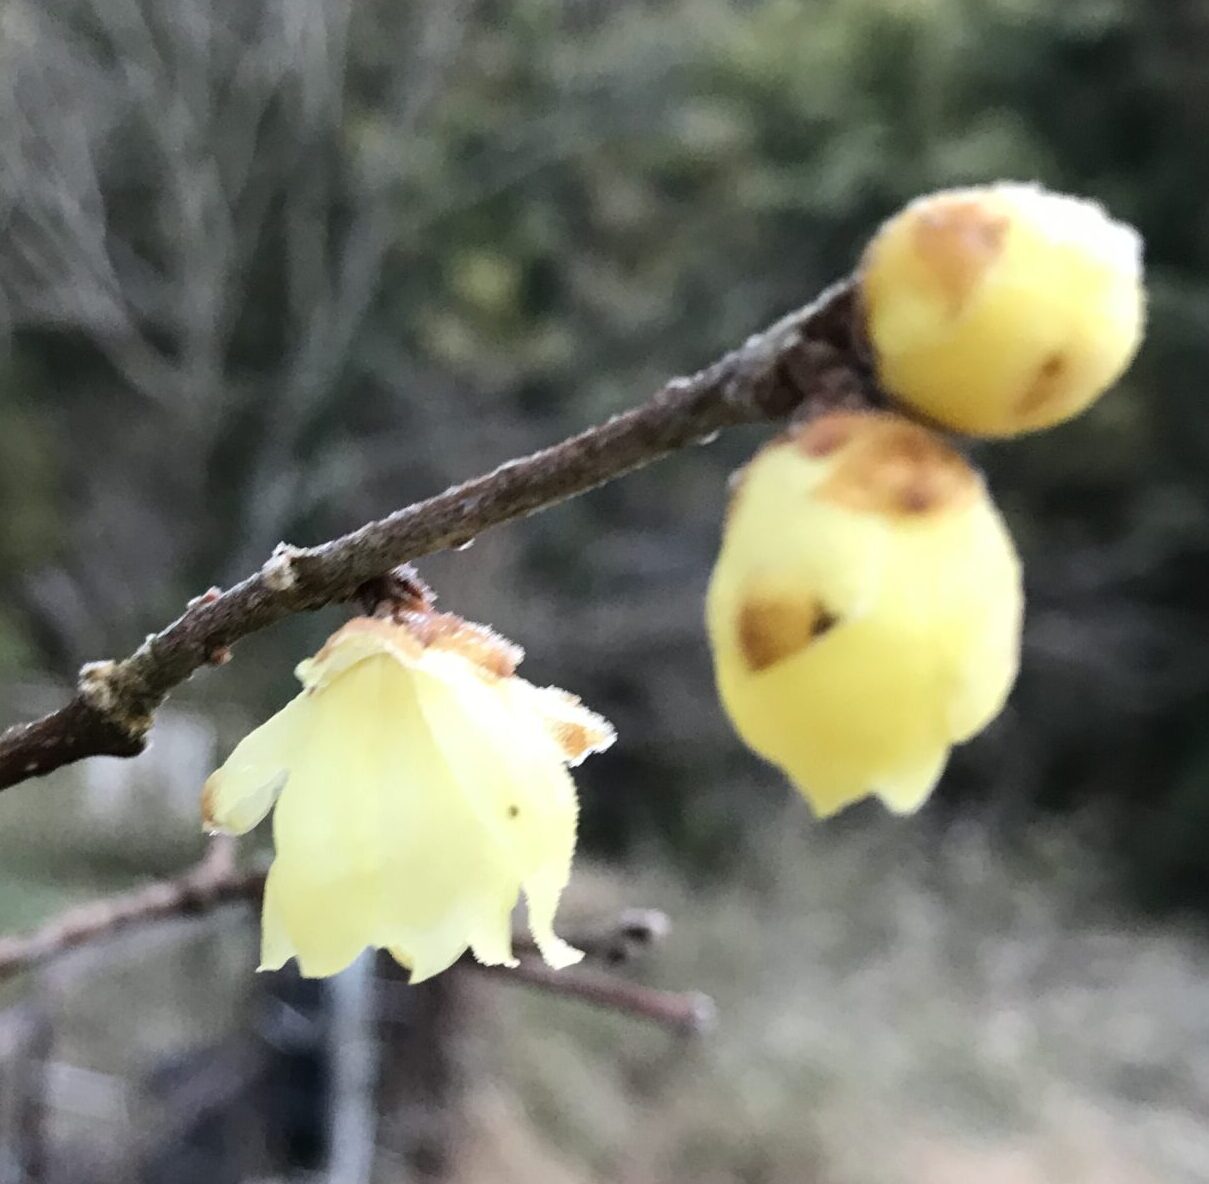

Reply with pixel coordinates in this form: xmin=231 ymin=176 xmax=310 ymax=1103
xmin=860 ymin=182 xmax=1144 ymax=437
xmin=706 ymin=412 xmax=1022 ymax=816
xmin=202 ymin=611 xmax=614 ymax=982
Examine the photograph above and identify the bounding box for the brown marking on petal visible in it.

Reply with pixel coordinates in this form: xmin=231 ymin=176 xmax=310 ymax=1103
xmin=738 ymin=594 xmax=840 ymax=673
xmin=312 ymin=616 xmax=424 ymax=667
xmin=813 ymin=415 xmax=979 ymax=519
xmin=408 ymin=611 xmax=522 ymax=679
xmin=507 ymin=804 xmax=520 ymax=819
xmin=726 ymin=413 xmax=865 ymax=532
xmin=528 ymin=685 xmax=616 ymax=762
xmin=200 ymin=775 xmax=221 ymax=832
xmin=1017 ymin=351 xmax=1069 ymax=417
xmin=727 ymin=412 xmax=867 ymax=536
xmin=314 ymin=612 xmax=522 ymax=682
xmin=911 ymin=197 xmax=1009 ymax=316
xmin=546 ymin=717 xmax=596 ymax=761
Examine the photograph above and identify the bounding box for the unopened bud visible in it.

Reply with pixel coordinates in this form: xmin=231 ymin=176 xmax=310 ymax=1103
xmin=859 ymin=183 xmax=1144 ymax=437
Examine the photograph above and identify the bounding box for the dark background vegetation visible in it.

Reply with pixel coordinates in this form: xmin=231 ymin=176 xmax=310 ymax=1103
xmin=3 ymin=1 xmax=1209 ymax=1181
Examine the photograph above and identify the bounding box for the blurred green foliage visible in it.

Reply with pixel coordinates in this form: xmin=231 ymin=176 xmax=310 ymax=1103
xmin=3 ymin=0 xmax=1209 ymax=900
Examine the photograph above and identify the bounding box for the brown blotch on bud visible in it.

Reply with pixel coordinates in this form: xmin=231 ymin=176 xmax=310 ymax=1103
xmin=797 ymin=415 xmax=856 ymax=458
xmin=911 ymin=198 xmax=1009 ymax=316
xmin=738 ymin=593 xmax=839 ymax=673
xmin=806 ymin=414 xmax=978 ymax=519
xmin=1016 ymin=351 xmax=1068 ymax=417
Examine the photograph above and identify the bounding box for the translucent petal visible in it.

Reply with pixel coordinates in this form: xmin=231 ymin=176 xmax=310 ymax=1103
xmin=202 ymin=695 xmax=311 ymax=835
xmin=524 ymin=863 xmax=583 ymax=970
xmin=791 ymin=771 xmax=877 ymax=820
xmin=415 ymin=669 xmax=576 ymax=883
xmin=366 ymin=661 xmax=517 ymax=977
xmin=269 ymin=654 xmax=521 ymax=980
xmin=268 ymin=839 xmax=373 ymax=978
xmin=389 ymin=926 xmax=470 ymax=985
xmin=467 ymin=897 xmax=519 ymax=970
xmin=875 ymin=748 xmax=949 ymax=815
xmin=258 ymin=862 xmax=296 ymax=972
xmin=294 ymin=616 xmax=421 ymax=691
xmin=501 ymin=679 xmax=615 ymax=767
xmin=268 ymin=661 xmax=398 ymax=978
xmin=414 ymin=665 xmax=582 ymax=969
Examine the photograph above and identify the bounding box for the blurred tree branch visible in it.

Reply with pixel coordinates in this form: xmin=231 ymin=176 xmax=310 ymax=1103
xmin=1 ymin=0 xmax=479 ymax=661
xmin=0 ymin=840 xmax=712 ymax=1033
xmin=0 ymin=278 xmax=862 ymax=791
xmin=470 ymin=959 xmax=715 ymax=1035
xmin=0 ymin=838 xmax=259 ymax=976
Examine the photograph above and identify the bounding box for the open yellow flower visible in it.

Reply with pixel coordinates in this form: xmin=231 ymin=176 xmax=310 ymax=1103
xmin=707 ymin=412 xmax=1022 ymax=816
xmin=202 ymin=609 xmax=614 ymax=982
xmin=860 ymin=182 xmax=1144 ymax=437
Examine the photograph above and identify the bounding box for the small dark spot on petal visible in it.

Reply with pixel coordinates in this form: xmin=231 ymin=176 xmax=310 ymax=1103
xmin=507 ymin=805 xmax=520 ymax=819
xmin=811 ymin=607 xmax=840 ymax=639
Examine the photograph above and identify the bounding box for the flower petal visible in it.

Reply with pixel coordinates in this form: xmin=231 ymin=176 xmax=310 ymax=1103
xmin=502 ymin=680 xmax=616 ymax=767
xmin=467 ymin=896 xmax=520 ymax=970
xmin=874 ymin=748 xmax=950 ymax=815
xmin=294 ymin=616 xmax=422 ymax=691
xmin=265 ymin=841 xmax=374 ymax=978
xmin=201 ymin=695 xmax=311 ymax=835
xmin=271 ymin=653 xmax=521 ymax=981
xmin=414 ymin=663 xmax=582 ymax=969
xmin=268 ymin=661 xmax=402 ymax=977
xmin=258 ymin=862 xmax=297 ymax=973
xmin=523 ymin=863 xmax=583 ymax=970
xmin=389 ymin=925 xmax=474 ymax=985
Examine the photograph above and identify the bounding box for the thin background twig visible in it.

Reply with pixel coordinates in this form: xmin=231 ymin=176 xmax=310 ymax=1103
xmin=0 ymin=846 xmax=712 ymax=1033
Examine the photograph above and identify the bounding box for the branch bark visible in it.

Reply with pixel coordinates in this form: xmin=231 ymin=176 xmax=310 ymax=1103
xmin=469 ymin=959 xmax=716 ymax=1035
xmin=0 ymin=279 xmax=864 ymax=791
xmin=0 ymin=848 xmax=264 ymax=978
xmin=0 ymin=847 xmax=711 ymax=1034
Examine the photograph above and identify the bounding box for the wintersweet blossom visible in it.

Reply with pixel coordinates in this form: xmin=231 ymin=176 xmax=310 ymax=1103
xmin=202 ymin=607 xmax=614 ymax=982
xmin=706 ymin=412 xmax=1022 ymax=817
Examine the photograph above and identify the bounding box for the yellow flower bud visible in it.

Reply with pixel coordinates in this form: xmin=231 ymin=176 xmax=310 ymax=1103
xmin=202 ymin=612 xmax=614 ymax=982
xmin=706 ymin=412 xmax=1022 ymax=816
xmin=860 ymin=182 xmax=1144 ymax=437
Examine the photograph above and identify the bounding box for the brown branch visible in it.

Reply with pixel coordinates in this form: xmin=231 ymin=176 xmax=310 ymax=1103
xmin=469 ymin=958 xmax=717 ymax=1035
xmin=0 ymin=853 xmax=266 ymax=980
xmin=0 ymin=280 xmax=864 ymax=791
xmin=0 ymin=844 xmax=683 ymax=996
xmin=0 ymin=843 xmax=712 ymax=1030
